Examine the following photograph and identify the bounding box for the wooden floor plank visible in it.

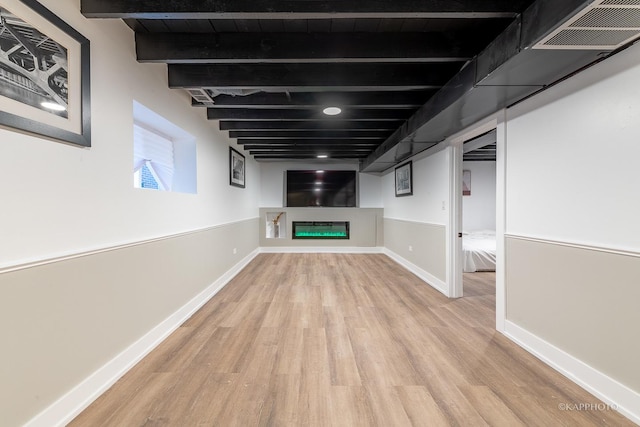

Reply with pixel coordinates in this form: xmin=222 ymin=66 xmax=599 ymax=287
xmin=396 ymin=385 xmax=450 ymax=427
xmin=69 ymin=254 xmax=634 ymax=427
xmin=364 ymin=385 xmax=413 ymax=426
xmin=458 ymin=385 xmax=527 ymax=426
xmin=327 ymin=386 xmax=374 ymax=426
xmin=324 ymin=306 xmax=362 ymax=386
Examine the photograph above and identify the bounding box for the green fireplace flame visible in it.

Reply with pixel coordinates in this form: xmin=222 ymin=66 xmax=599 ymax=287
xmin=292 ymin=221 xmax=350 ymax=239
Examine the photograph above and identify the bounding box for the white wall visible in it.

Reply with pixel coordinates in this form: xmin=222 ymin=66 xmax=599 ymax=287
xmin=259 ymin=161 xmax=382 ymax=208
xmin=382 ymin=148 xmax=452 ymax=293
xmin=382 ymin=149 xmax=450 ymax=224
xmin=359 ymin=172 xmax=383 ymax=208
xmin=259 ymin=207 xmax=383 ymax=248
xmin=0 ymin=1 xmax=261 ymax=424
xmin=462 ymin=161 xmax=496 ymax=231
xmin=505 ymin=46 xmax=640 ymax=251
xmin=501 ymin=40 xmax=640 ymax=421
xmin=0 ymin=0 xmax=260 ymax=268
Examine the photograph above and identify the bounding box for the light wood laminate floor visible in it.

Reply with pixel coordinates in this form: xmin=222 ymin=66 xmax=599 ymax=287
xmin=70 ymin=253 xmax=633 ymax=426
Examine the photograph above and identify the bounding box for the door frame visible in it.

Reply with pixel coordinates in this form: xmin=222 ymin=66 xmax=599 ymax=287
xmin=446 ymin=118 xmax=498 ymax=298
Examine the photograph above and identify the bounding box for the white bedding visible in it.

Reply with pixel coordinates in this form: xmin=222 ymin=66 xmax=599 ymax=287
xmin=463 ymin=230 xmax=496 ymax=272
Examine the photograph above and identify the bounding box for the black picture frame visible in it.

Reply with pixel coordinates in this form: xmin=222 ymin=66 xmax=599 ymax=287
xmin=229 ymin=146 xmax=246 ymax=188
xmin=394 ymin=161 xmax=413 ymax=197
xmin=0 ymin=0 xmax=91 ymax=147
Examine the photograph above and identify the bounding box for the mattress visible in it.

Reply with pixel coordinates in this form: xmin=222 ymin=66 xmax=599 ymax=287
xmin=463 ymin=230 xmax=496 ymax=272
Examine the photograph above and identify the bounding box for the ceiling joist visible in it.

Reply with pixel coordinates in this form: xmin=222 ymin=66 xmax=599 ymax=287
xmin=80 ymin=0 xmax=599 ymax=164
xmin=81 ymin=0 xmax=528 ymax=20
xmin=207 ymin=108 xmax=413 ymax=121
xmin=229 ymin=130 xmax=391 ymax=139
xmin=243 ymin=146 xmax=379 ymax=152
xmin=136 ymin=32 xmax=477 ymax=64
xmin=196 ymin=91 xmax=434 ymax=109
xmin=253 ymin=154 xmax=365 ymax=159
xmin=168 ymin=63 xmax=464 ymax=90
xmin=219 ymin=121 xmax=404 ymax=131
xmin=237 ymin=139 xmax=383 ymax=146
xmin=244 ymin=146 xmax=373 ymax=154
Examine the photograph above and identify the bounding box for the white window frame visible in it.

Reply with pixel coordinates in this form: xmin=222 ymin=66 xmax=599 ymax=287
xmin=133 ymin=101 xmax=197 ymax=194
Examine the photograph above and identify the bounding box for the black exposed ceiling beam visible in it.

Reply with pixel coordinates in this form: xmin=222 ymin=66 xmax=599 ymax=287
xmin=237 ymin=139 xmax=382 ymax=146
xmin=136 ymin=32 xmax=476 ymax=64
xmin=250 ymin=152 xmax=367 ymax=160
xmin=254 ymin=158 xmax=365 ymax=161
xmin=168 ymin=63 xmax=463 ymax=91
xmin=126 ymin=17 xmax=517 ymax=35
xmin=81 ymin=0 xmax=527 ymax=19
xmin=251 ymin=155 xmax=371 ymax=160
xmin=229 ymin=130 xmax=390 ymax=139
xmin=465 ymin=155 xmax=495 ymax=160
xmin=361 ymin=0 xmax=602 ymax=172
xmin=468 ymin=149 xmax=496 ymax=154
xmin=198 ymin=91 xmax=434 ymax=109
xmin=207 ymin=108 xmax=412 ymax=121
xmin=249 ymin=148 xmax=374 ymax=154
xmin=464 ymin=155 xmax=496 ymax=161
xmin=219 ymin=121 xmax=404 ymax=131
xmin=243 ymin=145 xmax=379 ymax=151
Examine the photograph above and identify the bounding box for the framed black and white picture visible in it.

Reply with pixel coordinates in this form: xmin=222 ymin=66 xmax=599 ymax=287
xmin=229 ymin=147 xmax=245 ymax=188
xmin=394 ymin=161 xmax=413 ymax=197
xmin=0 ymin=0 xmax=90 ymax=147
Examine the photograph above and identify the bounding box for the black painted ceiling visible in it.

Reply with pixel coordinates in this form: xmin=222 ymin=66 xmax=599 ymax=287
xmin=80 ymin=0 xmax=628 ymax=172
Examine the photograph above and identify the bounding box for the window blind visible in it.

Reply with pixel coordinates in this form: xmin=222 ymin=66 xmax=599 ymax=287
xmin=133 ymin=124 xmax=174 ymax=190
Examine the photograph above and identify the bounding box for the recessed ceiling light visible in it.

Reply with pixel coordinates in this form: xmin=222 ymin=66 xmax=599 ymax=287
xmin=323 ymin=107 xmax=341 ymax=116
xmin=316 ymin=170 xmax=325 ymax=174
xmin=317 ymin=154 xmax=328 ymax=159
xmin=41 ymin=101 xmax=66 ymax=112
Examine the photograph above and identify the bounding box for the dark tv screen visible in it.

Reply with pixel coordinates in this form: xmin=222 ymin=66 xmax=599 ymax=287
xmin=286 ymin=170 xmax=357 ymax=207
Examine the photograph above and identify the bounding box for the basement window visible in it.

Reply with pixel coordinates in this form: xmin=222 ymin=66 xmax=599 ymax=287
xmin=133 ymin=101 xmax=197 ymax=193
xmin=135 ymin=162 xmax=160 ymax=190
xmin=133 ymin=123 xmax=174 ymax=190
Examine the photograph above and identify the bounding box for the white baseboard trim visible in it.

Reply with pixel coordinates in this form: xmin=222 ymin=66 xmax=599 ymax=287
xmin=24 ymin=249 xmax=260 ymax=427
xmin=260 ymin=246 xmax=384 ymax=254
xmin=504 ymin=320 xmax=640 ymax=425
xmin=382 ymin=248 xmax=449 ymax=297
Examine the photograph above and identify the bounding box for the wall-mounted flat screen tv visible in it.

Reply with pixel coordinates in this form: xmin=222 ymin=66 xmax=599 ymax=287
xmin=286 ymin=170 xmax=357 ymax=207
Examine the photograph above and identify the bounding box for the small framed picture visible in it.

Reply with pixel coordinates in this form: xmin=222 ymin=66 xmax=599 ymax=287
xmin=394 ymin=161 xmax=413 ymax=197
xmin=229 ymin=146 xmax=245 ymax=188
xmin=463 ymin=169 xmax=471 ymax=196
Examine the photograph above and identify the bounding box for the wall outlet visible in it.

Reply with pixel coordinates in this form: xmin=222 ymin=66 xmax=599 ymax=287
xmin=409 ymin=245 xmax=413 ymax=252
xmin=441 ymin=201 xmax=446 ymax=211
xmin=233 ymin=248 xmax=237 ymax=255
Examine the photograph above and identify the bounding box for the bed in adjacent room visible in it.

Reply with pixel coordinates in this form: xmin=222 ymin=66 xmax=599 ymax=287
xmin=463 ymin=230 xmax=496 ymax=272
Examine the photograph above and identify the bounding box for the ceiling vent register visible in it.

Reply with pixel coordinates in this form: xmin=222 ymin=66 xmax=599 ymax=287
xmin=534 ymin=0 xmax=640 ymax=49
xmin=186 ymin=89 xmax=215 ymax=106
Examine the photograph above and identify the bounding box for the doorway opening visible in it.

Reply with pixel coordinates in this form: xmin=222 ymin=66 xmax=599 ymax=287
xmin=460 ymin=129 xmax=497 ymax=297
